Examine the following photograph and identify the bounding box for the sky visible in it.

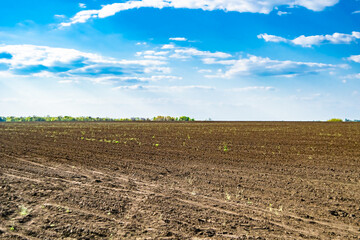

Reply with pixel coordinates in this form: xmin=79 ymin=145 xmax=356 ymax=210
xmin=0 ymin=0 xmax=359 ymax=120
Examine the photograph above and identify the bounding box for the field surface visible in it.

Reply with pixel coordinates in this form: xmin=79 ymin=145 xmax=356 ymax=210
xmin=0 ymin=122 xmax=359 ymax=239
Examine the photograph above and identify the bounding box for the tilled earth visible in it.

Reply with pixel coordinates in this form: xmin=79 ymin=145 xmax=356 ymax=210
xmin=0 ymin=122 xmax=359 ymax=239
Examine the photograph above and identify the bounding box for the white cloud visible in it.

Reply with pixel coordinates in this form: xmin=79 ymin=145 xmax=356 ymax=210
xmin=54 ymin=15 xmax=66 ymax=19
xmin=79 ymin=3 xmax=87 ymax=8
xmin=61 ymin=0 xmax=339 ymax=27
xmin=294 ymin=93 xmax=323 ymax=101
xmin=146 ymin=45 xmax=232 ymax=61
xmin=136 ymin=50 xmax=170 ymax=60
xmin=204 ymin=55 xmax=338 ymax=78
xmin=171 ymin=48 xmax=232 ymax=59
xmin=291 ymin=35 xmax=326 ymax=47
xmin=169 ymin=53 xmax=190 ymax=59
xmin=144 ymin=66 xmax=172 ymax=74
xmin=137 ymin=50 xmax=169 ymax=56
xmin=325 ymin=32 xmax=360 ymax=44
xmin=257 ymin=33 xmax=288 ymax=43
xmin=86 ymin=74 xmax=182 ymax=84
xmin=143 ymin=50 xmax=156 ymax=55
xmin=352 ymin=10 xmax=360 ymax=14
xmin=229 ymin=86 xmax=275 ymax=92
xmin=201 ymin=58 xmax=237 ymax=65
xmin=169 ymin=37 xmax=187 ymax=41
xmin=198 ymin=69 xmax=212 ymax=73
xmin=113 ymin=85 xmax=214 ymax=92
xmin=277 ymin=11 xmax=290 ymax=16
xmin=258 ymin=31 xmax=360 ymax=47
xmin=123 ymin=75 xmax=182 ymax=81
xmin=348 ymin=55 xmax=360 ymax=63
xmin=58 ymin=80 xmax=77 ymax=84
xmin=154 ymin=51 xmax=169 ymax=56
xmin=143 ymin=55 xmax=167 ymax=60
xmin=142 ymin=75 xmax=182 ymax=81
xmin=0 ymin=44 xmax=167 ymax=80
xmin=113 ymin=85 xmax=145 ymax=90
xmin=136 ymin=42 xmax=147 ymax=45
xmin=343 ymin=73 xmax=360 ymax=80
xmin=353 ymin=32 xmax=360 ymax=39
xmin=161 ymin=44 xmax=175 ymax=49
xmin=60 ymin=10 xmax=100 ymax=27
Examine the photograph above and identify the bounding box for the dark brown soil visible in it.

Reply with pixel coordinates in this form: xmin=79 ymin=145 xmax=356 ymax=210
xmin=0 ymin=122 xmax=359 ymax=239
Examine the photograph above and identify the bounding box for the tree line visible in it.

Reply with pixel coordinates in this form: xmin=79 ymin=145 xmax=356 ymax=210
xmin=0 ymin=116 xmax=195 ymax=122
xmin=327 ymin=118 xmax=360 ymax=122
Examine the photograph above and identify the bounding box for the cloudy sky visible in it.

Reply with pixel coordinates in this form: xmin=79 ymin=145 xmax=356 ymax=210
xmin=0 ymin=0 xmax=359 ymax=120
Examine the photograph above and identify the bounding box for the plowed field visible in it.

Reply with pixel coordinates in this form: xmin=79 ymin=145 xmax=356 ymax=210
xmin=0 ymin=122 xmax=359 ymax=239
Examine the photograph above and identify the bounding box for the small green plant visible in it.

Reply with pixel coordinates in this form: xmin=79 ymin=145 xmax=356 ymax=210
xmin=19 ymin=205 xmax=29 ymax=216
xmin=154 ymin=143 xmax=159 ymax=147
xmin=225 ymin=192 xmax=231 ymax=201
xmin=223 ymin=143 xmax=229 ymax=152
xmin=9 ymin=226 xmax=15 ymax=231
xmin=85 ymin=138 xmax=96 ymax=141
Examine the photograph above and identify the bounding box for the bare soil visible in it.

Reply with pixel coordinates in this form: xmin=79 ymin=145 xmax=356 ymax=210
xmin=0 ymin=122 xmax=359 ymax=239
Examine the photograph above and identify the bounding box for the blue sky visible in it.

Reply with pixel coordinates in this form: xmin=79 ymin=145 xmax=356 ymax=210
xmin=0 ymin=0 xmax=359 ymax=120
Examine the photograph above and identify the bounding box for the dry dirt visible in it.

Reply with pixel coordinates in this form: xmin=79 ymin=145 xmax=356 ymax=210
xmin=0 ymin=122 xmax=359 ymax=239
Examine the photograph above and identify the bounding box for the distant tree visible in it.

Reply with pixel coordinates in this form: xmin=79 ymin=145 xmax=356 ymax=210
xmin=153 ymin=116 xmax=165 ymax=121
xmin=327 ymin=118 xmax=343 ymax=122
xmin=63 ymin=116 xmax=75 ymax=121
xmin=165 ymin=116 xmax=175 ymax=121
xmin=178 ymin=116 xmax=194 ymax=121
xmin=344 ymin=118 xmax=360 ymax=122
xmin=6 ymin=116 xmax=16 ymax=122
xmin=0 ymin=115 xmax=195 ymax=122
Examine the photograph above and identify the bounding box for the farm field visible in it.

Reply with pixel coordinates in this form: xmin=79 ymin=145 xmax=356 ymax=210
xmin=0 ymin=122 xmax=359 ymax=239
